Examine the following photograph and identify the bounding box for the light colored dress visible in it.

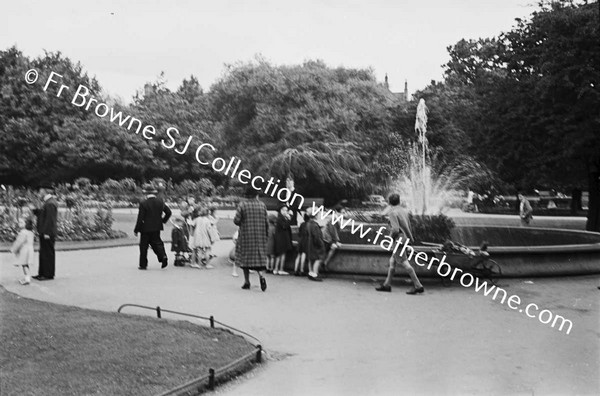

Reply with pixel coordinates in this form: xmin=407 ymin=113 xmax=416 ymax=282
xmin=11 ymin=229 xmax=35 ymax=266
xmin=191 ymin=216 xmax=212 ymax=249
xmin=207 ymin=214 xmax=221 ymax=243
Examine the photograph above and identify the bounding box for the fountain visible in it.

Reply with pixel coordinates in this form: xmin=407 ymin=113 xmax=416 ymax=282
xmin=286 ymin=99 xmax=600 ymax=277
xmin=389 ymin=99 xmax=466 ymax=214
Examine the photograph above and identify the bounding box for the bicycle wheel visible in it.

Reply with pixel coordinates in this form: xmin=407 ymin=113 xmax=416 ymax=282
xmin=484 ymin=259 xmax=502 ymax=285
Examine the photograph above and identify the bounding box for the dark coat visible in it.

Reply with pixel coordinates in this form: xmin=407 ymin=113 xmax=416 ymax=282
xmin=171 ymin=226 xmax=189 ymax=252
xmin=305 ymin=219 xmax=325 ymax=261
xmin=134 ymin=196 xmax=172 ymax=233
xmin=234 ymin=198 xmax=269 ymax=269
xmin=273 ymin=213 xmax=293 ymax=255
xmin=298 ymin=222 xmax=308 ymax=254
xmin=35 ymin=197 xmax=58 ymax=237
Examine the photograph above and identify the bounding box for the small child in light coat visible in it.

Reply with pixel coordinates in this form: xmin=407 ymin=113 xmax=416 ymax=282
xmin=11 ymin=218 xmax=35 ymax=285
xmin=190 ymin=207 xmax=214 ymax=269
xmin=207 ymin=207 xmax=221 ymax=259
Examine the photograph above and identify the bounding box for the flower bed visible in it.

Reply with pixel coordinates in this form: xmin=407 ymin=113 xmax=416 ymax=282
xmin=0 ymin=205 xmax=127 ymax=243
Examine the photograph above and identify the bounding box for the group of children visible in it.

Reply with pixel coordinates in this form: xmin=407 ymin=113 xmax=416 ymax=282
xmin=170 ymin=204 xmax=221 ymax=270
xmin=9 ymin=201 xmax=342 ymax=285
xmin=265 ymin=205 xmax=344 ymax=281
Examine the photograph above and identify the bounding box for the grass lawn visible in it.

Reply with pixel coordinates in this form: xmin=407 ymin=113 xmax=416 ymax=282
xmin=0 ymin=287 xmax=256 ymax=396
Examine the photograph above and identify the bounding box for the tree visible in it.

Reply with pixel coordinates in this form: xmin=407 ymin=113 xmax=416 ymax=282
xmin=427 ymin=1 xmax=599 ymax=230
xmin=0 ymin=47 xmax=102 ymax=184
xmin=209 ymin=58 xmax=399 ymax=204
xmin=130 ymin=74 xmax=219 ymax=183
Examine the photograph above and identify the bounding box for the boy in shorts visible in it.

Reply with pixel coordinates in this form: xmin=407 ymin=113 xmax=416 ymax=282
xmin=375 ymin=193 xmax=424 ymax=295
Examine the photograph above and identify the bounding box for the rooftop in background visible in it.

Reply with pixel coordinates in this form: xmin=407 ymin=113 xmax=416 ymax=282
xmin=384 ymin=74 xmax=409 ymax=103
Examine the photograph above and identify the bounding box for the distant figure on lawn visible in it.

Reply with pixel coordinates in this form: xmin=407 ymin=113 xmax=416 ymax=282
xmin=134 ymin=183 xmax=172 ymax=270
xmin=518 ymin=193 xmax=533 ymax=226
xmin=375 ymin=193 xmax=424 ymax=295
xmin=234 ymin=187 xmax=268 ymax=291
xmin=32 ymin=184 xmax=58 ymax=281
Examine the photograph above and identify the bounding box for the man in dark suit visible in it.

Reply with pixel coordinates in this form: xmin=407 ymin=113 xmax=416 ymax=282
xmin=32 ymin=185 xmax=58 ymax=281
xmin=134 ymin=183 xmax=172 ymax=270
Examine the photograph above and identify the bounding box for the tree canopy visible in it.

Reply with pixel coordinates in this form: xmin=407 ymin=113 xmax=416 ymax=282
xmin=416 ymin=0 xmax=600 ymax=229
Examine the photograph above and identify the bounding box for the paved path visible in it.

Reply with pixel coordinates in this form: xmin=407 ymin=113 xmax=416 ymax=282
xmin=1 ymin=242 xmax=598 ymax=395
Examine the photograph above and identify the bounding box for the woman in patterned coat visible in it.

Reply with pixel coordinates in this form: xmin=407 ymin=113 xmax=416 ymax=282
xmin=233 ymin=187 xmax=269 ymax=291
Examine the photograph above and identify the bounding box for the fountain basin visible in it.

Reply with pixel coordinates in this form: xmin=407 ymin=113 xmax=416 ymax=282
xmin=291 ymin=225 xmax=600 ymax=277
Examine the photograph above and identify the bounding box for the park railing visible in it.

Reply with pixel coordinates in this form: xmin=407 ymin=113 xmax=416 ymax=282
xmin=117 ymin=304 xmax=263 ymax=395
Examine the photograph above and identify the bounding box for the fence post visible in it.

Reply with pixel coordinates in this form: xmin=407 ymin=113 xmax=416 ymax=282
xmin=256 ymin=345 xmax=262 ymax=363
xmin=156 ymin=306 xmax=161 ymax=319
xmin=210 ymin=315 xmax=214 ymax=328
xmin=208 ymin=368 xmax=215 ymax=390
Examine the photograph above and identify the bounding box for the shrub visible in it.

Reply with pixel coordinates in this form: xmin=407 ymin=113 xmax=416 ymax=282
xmin=73 ymin=177 xmax=92 ymax=193
xmin=409 ymin=213 xmax=455 ymax=244
xmin=119 ymin=178 xmax=138 ymax=193
xmin=0 ymin=203 xmax=126 ymax=242
xmin=197 ymin=178 xmax=216 ymax=196
xmin=101 ymin=179 xmax=122 ymax=194
xmin=65 ymin=195 xmax=78 ymax=210
xmin=174 ymin=179 xmax=198 ymax=196
xmin=0 ymin=208 xmax=20 ymax=242
xmin=56 ymin=204 xmax=126 ymax=241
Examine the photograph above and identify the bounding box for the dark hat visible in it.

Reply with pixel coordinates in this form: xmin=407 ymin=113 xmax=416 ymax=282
xmin=244 ymin=185 xmax=259 ymax=198
xmin=142 ymin=183 xmax=158 ymax=194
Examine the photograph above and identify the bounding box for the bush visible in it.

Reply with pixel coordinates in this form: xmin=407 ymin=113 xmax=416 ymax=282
xmin=101 ymin=179 xmax=123 ymax=194
xmin=0 ymin=203 xmax=126 ymax=243
xmin=73 ymin=177 xmax=92 ymax=193
xmin=119 ymin=178 xmax=138 ymax=193
xmin=0 ymin=208 xmax=20 ymax=243
xmin=173 ymin=179 xmax=198 ymax=196
xmin=57 ymin=204 xmax=126 ymax=241
xmin=197 ymin=178 xmax=215 ymax=196
xmin=409 ymin=213 xmax=455 ymax=244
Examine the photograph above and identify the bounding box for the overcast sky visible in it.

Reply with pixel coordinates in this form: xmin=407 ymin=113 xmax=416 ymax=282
xmin=2 ymin=0 xmax=537 ymax=102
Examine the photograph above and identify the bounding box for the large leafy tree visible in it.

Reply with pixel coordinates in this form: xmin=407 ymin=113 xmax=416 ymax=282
xmin=209 ymin=59 xmax=398 ymax=203
xmin=424 ymin=1 xmax=599 ymax=230
xmin=129 ymin=74 xmax=220 ymax=183
xmin=500 ymin=0 xmax=600 ymax=231
xmin=0 ymin=47 xmax=102 ymax=184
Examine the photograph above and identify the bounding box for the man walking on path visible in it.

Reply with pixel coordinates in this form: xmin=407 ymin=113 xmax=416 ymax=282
xmin=32 ymin=185 xmax=58 ymax=281
xmin=134 ymin=183 xmax=172 ymax=270
xmin=376 ymin=193 xmax=424 ymax=295
xmin=234 ymin=186 xmax=268 ymax=291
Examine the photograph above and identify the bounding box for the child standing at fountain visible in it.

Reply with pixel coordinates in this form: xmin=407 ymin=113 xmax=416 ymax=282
xmin=294 ymin=212 xmax=310 ymax=276
xmin=375 ymin=193 xmax=424 ymax=295
xmin=273 ymin=206 xmax=292 ymax=275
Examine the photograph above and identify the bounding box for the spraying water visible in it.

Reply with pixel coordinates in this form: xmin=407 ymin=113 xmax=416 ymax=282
xmin=414 ymin=99 xmax=429 ymax=214
xmin=390 ymin=99 xmax=464 ymax=214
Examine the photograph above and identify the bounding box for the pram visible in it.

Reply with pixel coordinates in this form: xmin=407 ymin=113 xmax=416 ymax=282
xmin=171 ymin=219 xmax=192 ymax=267
xmin=437 ymin=240 xmax=502 ymax=285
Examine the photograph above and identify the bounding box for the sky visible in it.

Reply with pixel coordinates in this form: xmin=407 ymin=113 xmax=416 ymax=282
xmin=2 ymin=0 xmax=538 ymax=102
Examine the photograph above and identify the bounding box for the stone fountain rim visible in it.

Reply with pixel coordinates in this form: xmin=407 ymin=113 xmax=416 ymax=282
xmin=335 ymin=224 xmax=600 ymax=254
